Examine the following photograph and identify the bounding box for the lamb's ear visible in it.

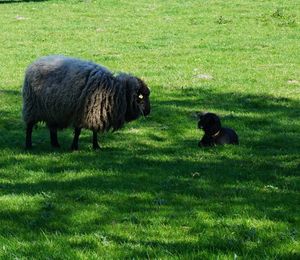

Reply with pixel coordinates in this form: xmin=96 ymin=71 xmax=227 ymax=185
xmin=212 ymin=114 xmax=222 ymax=128
xmin=212 ymin=113 xmax=221 ymax=122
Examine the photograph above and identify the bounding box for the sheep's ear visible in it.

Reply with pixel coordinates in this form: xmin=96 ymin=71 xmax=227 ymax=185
xmin=136 ymin=77 xmax=150 ymax=96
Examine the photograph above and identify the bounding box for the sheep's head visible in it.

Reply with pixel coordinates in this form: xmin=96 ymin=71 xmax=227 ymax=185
xmin=136 ymin=78 xmax=150 ymax=117
xmin=119 ymin=74 xmax=151 ymax=122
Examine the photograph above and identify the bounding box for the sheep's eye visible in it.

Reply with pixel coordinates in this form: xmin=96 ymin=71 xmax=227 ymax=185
xmin=138 ymin=94 xmax=144 ymax=100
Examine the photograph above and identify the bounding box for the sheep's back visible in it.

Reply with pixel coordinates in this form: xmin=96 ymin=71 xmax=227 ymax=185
xmin=23 ymin=56 xmax=111 ymax=127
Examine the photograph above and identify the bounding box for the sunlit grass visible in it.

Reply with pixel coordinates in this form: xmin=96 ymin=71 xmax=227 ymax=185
xmin=0 ymin=0 xmax=299 ymax=258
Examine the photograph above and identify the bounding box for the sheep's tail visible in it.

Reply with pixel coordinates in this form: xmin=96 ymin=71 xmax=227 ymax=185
xmin=22 ymin=74 xmax=35 ymax=124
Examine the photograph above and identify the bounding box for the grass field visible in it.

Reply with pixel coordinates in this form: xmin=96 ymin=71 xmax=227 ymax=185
xmin=0 ymin=0 xmax=299 ymax=258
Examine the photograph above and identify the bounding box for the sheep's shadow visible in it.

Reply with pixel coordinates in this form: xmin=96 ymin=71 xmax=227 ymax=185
xmin=0 ymin=87 xmax=299 ymax=257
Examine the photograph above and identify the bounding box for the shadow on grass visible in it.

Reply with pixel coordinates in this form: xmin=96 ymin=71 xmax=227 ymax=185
xmin=98 ymin=233 xmax=300 ymax=259
xmin=0 ymin=87 xmax=299 ymax=257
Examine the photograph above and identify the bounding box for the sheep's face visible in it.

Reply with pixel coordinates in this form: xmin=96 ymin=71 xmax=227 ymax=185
xmin=136 ymin=78 xmax=151 ymax=116
xmin=125 ymin=77 xmax=151 ymax=122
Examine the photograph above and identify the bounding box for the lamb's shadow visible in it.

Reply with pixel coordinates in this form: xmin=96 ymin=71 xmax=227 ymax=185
xmin=154 ymin=87 xmax=299 ymax=152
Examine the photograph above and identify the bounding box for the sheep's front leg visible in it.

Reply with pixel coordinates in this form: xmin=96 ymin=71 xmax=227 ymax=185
xmin=50 ymin=127 xmax=60 ymax=148
xmin=71 ymin=127 xmax=81 ymax=150
xmin=92 ymin=131 xmax=100 ymax=150
xmin=25 ymin=121 xmax=35 ymax=149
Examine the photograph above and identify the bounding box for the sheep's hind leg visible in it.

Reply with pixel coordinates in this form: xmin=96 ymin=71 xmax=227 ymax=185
xmin=49 ymin=127 xmax=60 ymax=148
xmin=93 ymin=131 xmax=100 ymax=150
xmin=71 ymin=127 xmax=81 ymax=150
xmin=25 ymin=121 xmax=35 ymax=149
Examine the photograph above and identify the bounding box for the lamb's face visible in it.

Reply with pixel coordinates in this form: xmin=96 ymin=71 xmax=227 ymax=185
xmin=198 ymin=112 xmax=221 ymax=135
xmin=125 ymin=77 xmax=151 ymax=122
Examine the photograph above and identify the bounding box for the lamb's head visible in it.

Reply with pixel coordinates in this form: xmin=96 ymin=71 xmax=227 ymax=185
xmin=198 ymin=112 xmax=221 ymax=136
xmin=118 ymin=74 xmax=151 ymax=122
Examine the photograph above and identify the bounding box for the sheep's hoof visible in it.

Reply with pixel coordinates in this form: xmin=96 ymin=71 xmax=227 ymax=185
xmin=70 ymin=145 xmax=79 ymax=151
xmin=93 ymin=144 xmax=101 ymax=150
xmin=25 ymin=145 xmax=32 ymax=150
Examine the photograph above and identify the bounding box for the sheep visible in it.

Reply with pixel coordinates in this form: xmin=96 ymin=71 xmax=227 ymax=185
xmin=22 ymin=55 xmax=151 ymax=150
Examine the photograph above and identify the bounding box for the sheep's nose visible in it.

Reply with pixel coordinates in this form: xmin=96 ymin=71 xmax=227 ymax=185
xmin=143 ymin=102 xmax=150 ymax=116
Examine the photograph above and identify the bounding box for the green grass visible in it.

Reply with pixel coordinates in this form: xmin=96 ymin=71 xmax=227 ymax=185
xmin=0 ymin=0 xmax=299 ymax=258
